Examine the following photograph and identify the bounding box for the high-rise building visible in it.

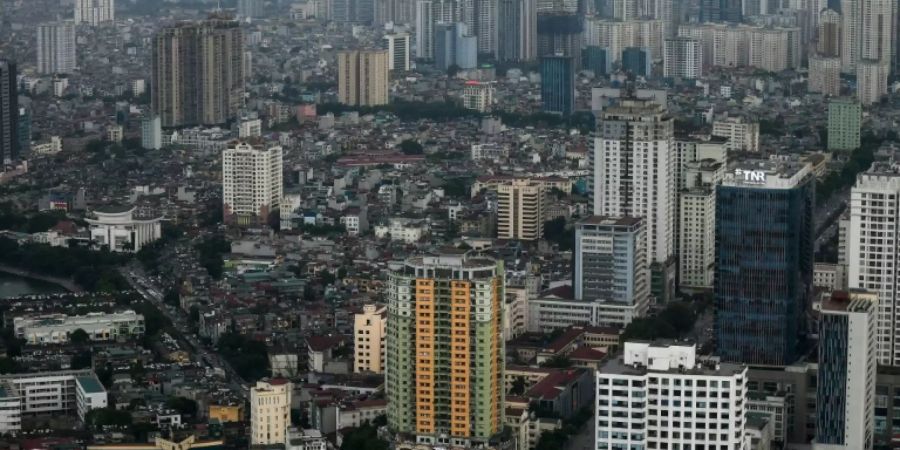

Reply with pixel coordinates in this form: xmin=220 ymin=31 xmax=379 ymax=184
xmin=498 ymin=0 xmax=537 ymax=62
xmin=596 ymin=342 xmax=749 ymax=450
xmin=383 ymin=33 xmax=411 ymax=71
xmin=817 ymin=8 xmax=841 ymax=57
xmin=353 ymin=304 xmax=386 ymax=374
xmin=140 ymin=115 xmax=162 ymax=150
xmin=415 ymin=1 xmax=434 ymax=59
xmin=582 ymin=46 xmax=610 ymax=74
xmin=17 ymin=108 xmax=29 ymax=158
xmin=663 ymin=37 xmax=701 ymax=78
xmin=237 ymin=0 xmax=264 ymax=18
xmin=540 ymin=54 xmax=574 ymax=115
xmin=537 ymin=13 xmax=583 ymax=67
xmin=151 ymin=18 xmax=245 ymax=127
xmin=712 ymin=117 xmax=760 ymax=152
xmin=815 ymin=290 xmax=877 ymax=450
xmin=337 ymin=49 xmax=390 ymax=106
xmin=462 ymin=81 xmax=494 ymax=112
xmin=842 ymin=0 xmax=894 ymax=72
xmin=715 ymin=160 xmax=814 ymax=365
xmin=74 ymin=0 xmax=114 ymax=25
xmin=574 ymin=216 xmax=650 ymax=326
xmin=37 ymin=22 xmax=76 ymax=75
xmin=808 ymin=55 xmax=841 ymax=96
xmin=375 ymin=0 xmax=415 ymax=24
xmin=497 ymin=178 xmax=546 ymax=240
xmin=386 ymin=251 xmax=504 ymax=448
xmin=856 ymin=58 xmax=888 ymax=106
xmin=250 ymin=379 xmax=292 ymax=446
xmin=435 ymin=22 xmax=478 ymax=70
xmin=0 ymin=60 xmax=18 ymax=163
xmin=678 ymin=157 xmax=724 ymax=291
xmin=827 ymin=98 xmax=862 ymax=151
xmin=585 ymin=18 xmax=664 ymax=66
xmin=699 ymin=0 xmax=742 ymax=22
xmin=621 ymin=47 xmax=650 ymax=76
xmin=222 ymin=140 xmax=284 ymax=226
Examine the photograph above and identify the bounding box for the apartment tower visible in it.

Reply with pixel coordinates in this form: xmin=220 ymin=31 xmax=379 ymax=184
xmin=497 ymin=178 xmax=547 ymax=241
xmin=222 ymin=140 xmax=283 ymax=226
xmin=337 ymin=49 xmax=390 ymax=106
xmin=0 ymin=60 xmax=18 ymax=163
xmin=74 ymin=0 xmax=114 ymax=25
xmin=37 ymin=22 xmax=76 ymax=75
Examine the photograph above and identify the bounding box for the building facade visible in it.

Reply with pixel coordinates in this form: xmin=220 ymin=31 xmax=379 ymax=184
xmin=383 ymin=33 xmax=411 ymax=71
xmin=856 ymin=58 xmax=888 ymax=106
xmin=337 ymin=49 xmax=390 ymax=106
xmin=663 ymin=37 xmax=702 ymax=78
xmin=497 ymin=178 xmax=547 ymax=241
xmin=37 ymin=22 xmax=76 ymax=74
xmin=462 ymin=81 xmax=495 ymax=112
xmin=222 ymin=140 xmax=284 ymax=226
xmin=14 ymin=311 xmax=145 ymax=345
xmin=827 ymin=99 xmax=862 ymax=151
xmin=808 ymin=55 xmax=841 ymax=96
xmin=540 ymin=55 xmax=574 ymax=115
xmin=497 ymin=0 xmax=537 ymax=62
xmin=86 ymin=206 xmax=162 ymax=252
xmin=250 ymin=379 xmax=292 ymax=445
xmin=353 ymin=305 xmax=386 ymax=373
xmin=0 ymin=60 xmax=18 ymax=163
xmin=712 ymin=117 xmax=759 ymax=152
xmin=0 ymin=370 xmax=108 ymax=432
xmin=74 ymin=0 xmax=115 ymax=25
xmin=678 ymin=158 xmax=724 ymax=290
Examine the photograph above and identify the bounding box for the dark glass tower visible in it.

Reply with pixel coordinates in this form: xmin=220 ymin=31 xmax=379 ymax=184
xmin=0 ymin=60 xmax=18 ymax=163
xmin=714 ymin=161 xmax=814 ymax=365
xmin=621 ymin=47 xmax=649 ymax=77
xmin=540 ymin=54 xmax=574 ymax=115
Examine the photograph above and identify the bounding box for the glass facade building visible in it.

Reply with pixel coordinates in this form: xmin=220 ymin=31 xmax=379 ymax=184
xmin=540 ymin=54 xmax=575 ymax=115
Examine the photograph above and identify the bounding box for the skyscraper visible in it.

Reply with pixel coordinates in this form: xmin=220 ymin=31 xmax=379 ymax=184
xmin=237 ymin=0 xmax=264 ymax=18
xmin=663 ymin=37 xmax=701 ymax=78
xmin=74 ymin=0 xmax=114 ymax=25
xmin=37 ymin=22 xmax=76 ymax=75
xmin=714 ymin=161 xmax=814 ymax=365
xmin=497 ymin=0 xmax=537 ymax=62
xmin=434 ymin=22 xmax=478 ymax=70
xmin=337 ymin=49 xmax=390 ymax=106
xmin=383 ymin=33 xmax=411 ymax=71
xmin=574 ymin=216 xmax=650 ymax=326
xmin=250 ymin=379 xmax=292 ymax=445
xmin=415 ymin=1 xmax=434 ymax=59
xmin=222 ymin=140 xmax=284 ymax=226
xmin=678 ymin=157 xmax=724 ymax=291
xmin=808 ymin=55 xmax=841 ymax=96
xmin=540 ymin=54 xmax=574 ymax=115
xmin=460 ymin=0 xmax=499 ymax=55
xmin=842 ymin=0 xmax=894 ymax=72
xmin=151 ymin=17 xmax=245 ymax=127
xmin=621 ymin=47 xmax=650 ymax=76
xmin=827 ymin=98 xmax=862 ymax=151
xmin=497 ymin=178 xmax=546 ymax=240
xmin=0 ymin=60 xmax=18 ymax=163
xmin=856 ymin=58 xmax=888 ymax=106
xmin=386 ymin=251 xmax=504 ymax=448
xmin=815 ymin=290 xmax=877 ymax=449
xmin=537 ymin=13 xmax=583 ymax=67
xmin=582 ymin=46 xmax=609 ymax=74
xmin=817 ymin=8 xmax=841 ymax=57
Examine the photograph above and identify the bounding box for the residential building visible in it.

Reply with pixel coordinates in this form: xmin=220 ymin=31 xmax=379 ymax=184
xmin=595 ymin=342 xmax=749 ymax=450
xmin=621 ymin=47 xmax=650 ymax=77
xmin=679 ymin=158 xmax=724 ymax=291
xmin=337 ymin=49 xmax=390 ymax=106
xmin=250 ymin=379 xmax=292 ymax=445
xmin=383 ymin=33 xmax=411 ymax=71
xmin=497 ymin=178 xmax=547 ymax=241
xmin=0 ymin=370 xmax=108 ymax=431
xmin=386 ymin=251 xmax=505 ymax=447
xmin=574 ymin=216 xmax=650 ymax=327
xmin=808 ymin=56 xmax=841 ymax=96
xmin=415 ymin=1 xmax=434 ymax=59
xmin=584 ymin=18 xmax=663 ymax=66
xmin=462 ymin=81 xmax=494 ymax=112
xmin=537 ymin=13 xmax=584 ymax=68
xmin=373 ymin=217 xmax=428 ymax=243
xmin=814 ymin=263 xmax=846 ymax=291
xmin=37 ymin=22 xmax=76 ymax=74
xmin=151 ymin=18 xmax=244 ymax=127
xmin=222 ymin=140 xmax=284 ymax=226
xmin=540 ymin=55 xmax=575 ymax=115
xmin=74 ymin=0 xmax=114 ymax=25
xmin=238 ymin=0 xmax=264 ymax=18
xmin=818 ymin=8 xmax=841 ymax=57
xmin=435 ymin=22 xmax=478 ymax=70
xmin=663 ymin=37 xmax=702 ymax=78
xmin=814 ymin=290 xmax=877 ymax=449
xmin=498 ymin=0 xmax=537 ymax=62
xmin=712 ymin=116 xmax=759 ymax=152
xmin=0 ymin=60 xmax=18 ymax=163
xmin=14 ymin=311 xmax=145 ymax=345
xmin=827 ymin=99 xmax=861 ymax=151
xmin=856 ymin=59 xmax=888 ymax=106
xmin=285 ymin=428 xmax=326 ymax=450
xmin=715 ymin=161 xmax=815 ymax=365
xmin=353 ymin=305 xmax=386 ymax=373
xmin=86 ymin=205 xmax=162 ymax=252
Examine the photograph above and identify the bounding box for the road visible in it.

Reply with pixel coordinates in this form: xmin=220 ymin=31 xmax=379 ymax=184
xmin=120 ymin=266 xmax=249 ymax=399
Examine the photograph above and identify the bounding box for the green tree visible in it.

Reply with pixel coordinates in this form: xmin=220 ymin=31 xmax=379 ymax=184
xmin=340 ymin=424 xmax=389 ymax=450
xmin=69 ymin=328 xmax=90 ymax=345
xmin=85 ymin=408 xmax=133 ymax=429
xmin=398 ymin=139 xmax=424 ymax=155
xmin=165 ymin=397 xmax=198 ymax=416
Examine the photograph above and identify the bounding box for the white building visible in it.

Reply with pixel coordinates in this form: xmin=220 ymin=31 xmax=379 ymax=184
xmin=14 ymin=311 xmax=145 ymax=345
xmin=663 ymin=37 xmax=702 ymax=79
xmin=585 ymin=18 xmax=664 ymax=64
xmin=374 ymin=217 xmax=427 ymax=243
xmin=462 ymin=81 xmax=495 ymax=112
xmin=596 ymin=342 xmax=749 ymax=450
xmin=415 ymin=1 xmax=434 ymax=59
xmin=856 ymin=59 xmax=888 ymax=106
xmin=74 ymin=0 xmax=114 ymax=25
xmin=0 ymin=370 xmax=107 ymax=431
xmin=86 ymin=205 xmax=162 ymax=252
xmin=286 ymin=428 xmax=327 ymax=450
xmin=809 ymin=56 xmax=842 ymax=96
xmin=222 ymin=140 xmax=284 ymax=226
xmin=353 ymin=305 xmax=386 ymax=373
xmin=141 ymin=115 xmax=162 ymax=150
xmin=814 ymin=262 xmax=846 ymax=291
xmin=239 ymin=118 xmax=263 ymax=138
xmin=470 ymin=143 xmax=508 ymax=161
xmin=383 ymin=33 xmax=411 ymax=71
xmin=712 ymin=117 xmax=760 ymax=152
xmin=250 ymin=379 xmax=292 ymax=445
xmin=340 ymin=208 xmax=368 ymax=236
xmin=37 ymin=21 xmax=76 ymax=74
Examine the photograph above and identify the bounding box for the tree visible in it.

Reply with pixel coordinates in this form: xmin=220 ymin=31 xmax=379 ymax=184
xmin=398 ymin=139 xmax=423 ymax=155
xmin=71 ymin=350 xmax=93 ymax=370
xmin=165 ymin=397 xmax=198 ymax=417
xmin=85 ymin=407 xmax=132 ymax=429
xmin=340 ymin=424 xmax=389 ymax=450
xmin=69 ymin=328 xmax=90 ymax=345
xmin=510 ymin=376 xmax=526 ymax=395
xmin=163 ymin=288 xmax=180 ymax=307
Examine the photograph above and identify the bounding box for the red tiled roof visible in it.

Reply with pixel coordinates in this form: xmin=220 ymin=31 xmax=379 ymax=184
xmin=525 ymin=369 xmax=585 ymax=401
xmin=568 ymin=346 xmax=607 ymax=361
xmin=306 ymin=335 xmax=345 ymax=351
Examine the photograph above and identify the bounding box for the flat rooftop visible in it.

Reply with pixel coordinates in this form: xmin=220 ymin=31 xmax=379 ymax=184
xmin=76 ymin=376 xmax=105 ymax=394
xmin=600 ymin=355 xmax=745 ymax=377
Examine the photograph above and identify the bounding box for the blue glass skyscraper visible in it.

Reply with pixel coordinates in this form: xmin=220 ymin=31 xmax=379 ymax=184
xmin=714 ymin=161 xmax=814 ymax=365
xmin=540 ymin=54 xmax=574 ymax=115
xmin=621 ymin=47 xmax=650 ymax=77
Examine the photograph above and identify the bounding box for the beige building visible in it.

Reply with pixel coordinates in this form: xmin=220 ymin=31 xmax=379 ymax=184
xmin=857 ymin=58 xmax=888 ymax=105
xmin=809 ymin=55 xmax=841 ymax=96
xmin=222 ymin=140 xmax=283 ymax=226
xmin=712 ymin=117 xmax=759 ymax=152
xmin=497 ymin=179 xmax=547 ymax=241
xmin=338 ymin=49 xmax=389 ymax=107
xmin=353 ymin=304 xmax=386 ymax=374
xmin=250 ymin=379 xmax=292 ymax=446
xmin=151 ymin=17 xmax=245 ymax=127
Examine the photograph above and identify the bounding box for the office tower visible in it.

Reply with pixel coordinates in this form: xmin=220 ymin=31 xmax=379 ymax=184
xmin=353 ymin=304 xmax=386 ymax=373
xmin=808 ymin=56 xmax=841 ymax=96
xmin=385 ymin=251 xmax=504 ymax=448
xmin=17 ymin=108 xmax=29 ymax=158
xmin=715 ymin=161 xmax=814 ymax=365
xmin=712 ymin=117 xmax=760 ymax=152
xmin=595 ymin=342 xmax=748 ymax=450
xmin=383 ymin=33 xmax=411 ymax=71
xmin=827 ymin=98 xmax=861 ymax=151
xmin=815 ymin=290 xmax=877 ymax=449
xmin=663 ymin=37 xmax=701 ymax=78
xmin=856 ymin=59 xmax=888 ymax=106
xmin=435 ymin=22 xmax=478 ymax=70
xmin=582 ymin=46 xmax=610 ymax=74
xmin=498 ymin=0 xmax=537 ymax=62
xmin=151 ymin=18 xmax=245 ymax=128
xmin=679 ymin=157 xmax=724 ymax=291
xmin=621 ymin=47 xmax=650 ymax=77
xmin=496 ymin=179 xmax=547 ymax=240
xmin=462 ymin=81 xmax=494 ymax=112
xmin=141 ymin=115 xmax=162 ymax=150
xmin=574 ymin=216 xmax=650 ymax=326
xmin=539 ymin=55 xmax=574 ymax=115
xmin=337 ymin=49 xmax=389 ymax=106
xmin=74 ymin=0 xmax=114 ymax=25
xmin=238 ymin=0 xmax=264 ymax=18
xmin=537 ymin=13 xmax=583 ymax=68
xmin=250 ymin=379 xmax=292 ymax=445
xmin=0 ymin=60 xmax=18 ymax=163
xmin=222 ymin=140 xmax=284 ymax=226
xmin=415 ymin=1 xmax=434 ymax=59
xmin=817 ymin=8 xmax=841 ymax=57
xmin=37 ymin=22 xmax=76 ymax=75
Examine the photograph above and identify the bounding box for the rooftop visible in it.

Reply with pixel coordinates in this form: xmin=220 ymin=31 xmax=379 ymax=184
xmin=76 ymin=375 xmax=105 ymax=394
